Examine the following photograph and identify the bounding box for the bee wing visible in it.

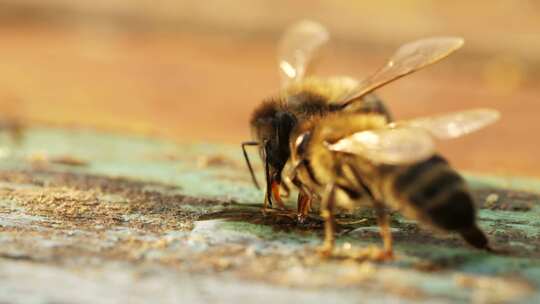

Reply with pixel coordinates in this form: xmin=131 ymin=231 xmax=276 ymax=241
xmin=340 ymin=37 xmax=464 ymax=107
xmin=328 ymin=127 xmax=436 ymax=165
xmin=398 ymin=108 xmax=501 ymax=139
xmin=278 ymin=20 xmax=329 ymax=87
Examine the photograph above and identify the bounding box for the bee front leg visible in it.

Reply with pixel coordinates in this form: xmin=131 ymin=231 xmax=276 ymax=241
xmin=263 ymin=183 xmax=288 ymax=216
xmin=270 ymin=180 xmax=287 ymax=210
xmin=262 ymin=190 xmax=271 ymax=213
xmin=373 ymin=201 xmax=394 ymax=260
xmin=318 ymin=183 xmax=337 ymax=257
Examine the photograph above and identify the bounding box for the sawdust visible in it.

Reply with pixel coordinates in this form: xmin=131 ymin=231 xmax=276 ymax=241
xmin=0 ymin=170 xmax=220 ymax=234
xmin=473 ymin=188 xmax=537 ymax=211
xmin=3 ymin=168 xmax=538 ymax=260
xmin=0 ymin=168 xmax=538 ymax=302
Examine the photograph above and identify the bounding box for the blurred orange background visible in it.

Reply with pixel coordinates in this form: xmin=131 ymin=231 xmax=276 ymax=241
xmin=0 ymin=0 xmax=538 ymax=177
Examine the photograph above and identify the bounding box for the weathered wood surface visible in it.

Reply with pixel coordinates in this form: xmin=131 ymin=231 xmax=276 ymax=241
xmin=0 ymin=127 xmax=539 ymax=303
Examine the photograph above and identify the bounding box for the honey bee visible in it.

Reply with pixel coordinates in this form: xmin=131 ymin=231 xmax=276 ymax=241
xmin=288 ymin=109 xmax=500 ymax=258
xmin=242 ymin=20 xmax=465 ymax=210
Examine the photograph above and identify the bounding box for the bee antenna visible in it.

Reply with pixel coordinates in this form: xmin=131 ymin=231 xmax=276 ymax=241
xmin=241 ymin=141 xmax=261 ymax=190
xmin=264 ymin=150 xmax=273 ymax=208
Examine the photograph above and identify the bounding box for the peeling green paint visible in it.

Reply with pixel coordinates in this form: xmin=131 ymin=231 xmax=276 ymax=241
xmin=0 ymin=126 xmax=539 ymax=303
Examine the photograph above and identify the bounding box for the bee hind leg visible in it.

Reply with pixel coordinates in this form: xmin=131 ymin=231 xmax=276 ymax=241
xmin=318 ymin=183 xmax=337 ymax=257
xmin=373 ymin=201 xmax=394 ymax=261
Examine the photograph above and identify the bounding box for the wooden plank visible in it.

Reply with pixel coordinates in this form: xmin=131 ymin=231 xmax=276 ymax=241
xmin=0 ymin=126 xmax=538 ymax=303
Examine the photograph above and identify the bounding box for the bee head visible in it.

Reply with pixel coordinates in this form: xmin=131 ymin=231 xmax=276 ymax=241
xmin=259 ymin=111 xmax=297 ymax=181
xmin=249 ymin=100 xmax=301 ymax=206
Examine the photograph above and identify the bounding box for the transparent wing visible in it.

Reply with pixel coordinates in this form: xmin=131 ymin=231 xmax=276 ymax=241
xmin=397 ymin=108 xmax=501 ymax=139
xmin=327 ymin=127 xmax=435 ymax=165
xmin=278 ymin=20 xmax=329 ymax=87
xmin=341 ymin=37 xmax=464 ymax=106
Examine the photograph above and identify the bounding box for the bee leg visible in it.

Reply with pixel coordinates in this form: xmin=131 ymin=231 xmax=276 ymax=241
xmin=318 ymin=183 xmax=337 ymax=257
xmin=262 ymin=191 xmax=270 ymax=213
xmin=271 ymin=180 xmax=287 ymax=210
xmin=296 ymin=190 xmax=311 ymax=223
xmin=280 ymin=178 xmax=291 ymax=198
xmin=262 ymin=158 xmax=273 ymax=213
xmin=373 ymin=201 xmax=394 ymax=260
xmin=291 ymin=171 xmax=311 ymax=222
xmin=261 ymin=184 xmax=288 ymax=215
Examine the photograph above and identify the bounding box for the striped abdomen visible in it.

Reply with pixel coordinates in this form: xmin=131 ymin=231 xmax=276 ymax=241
xmin=389 ymin=156 xmax=489 ymax=249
